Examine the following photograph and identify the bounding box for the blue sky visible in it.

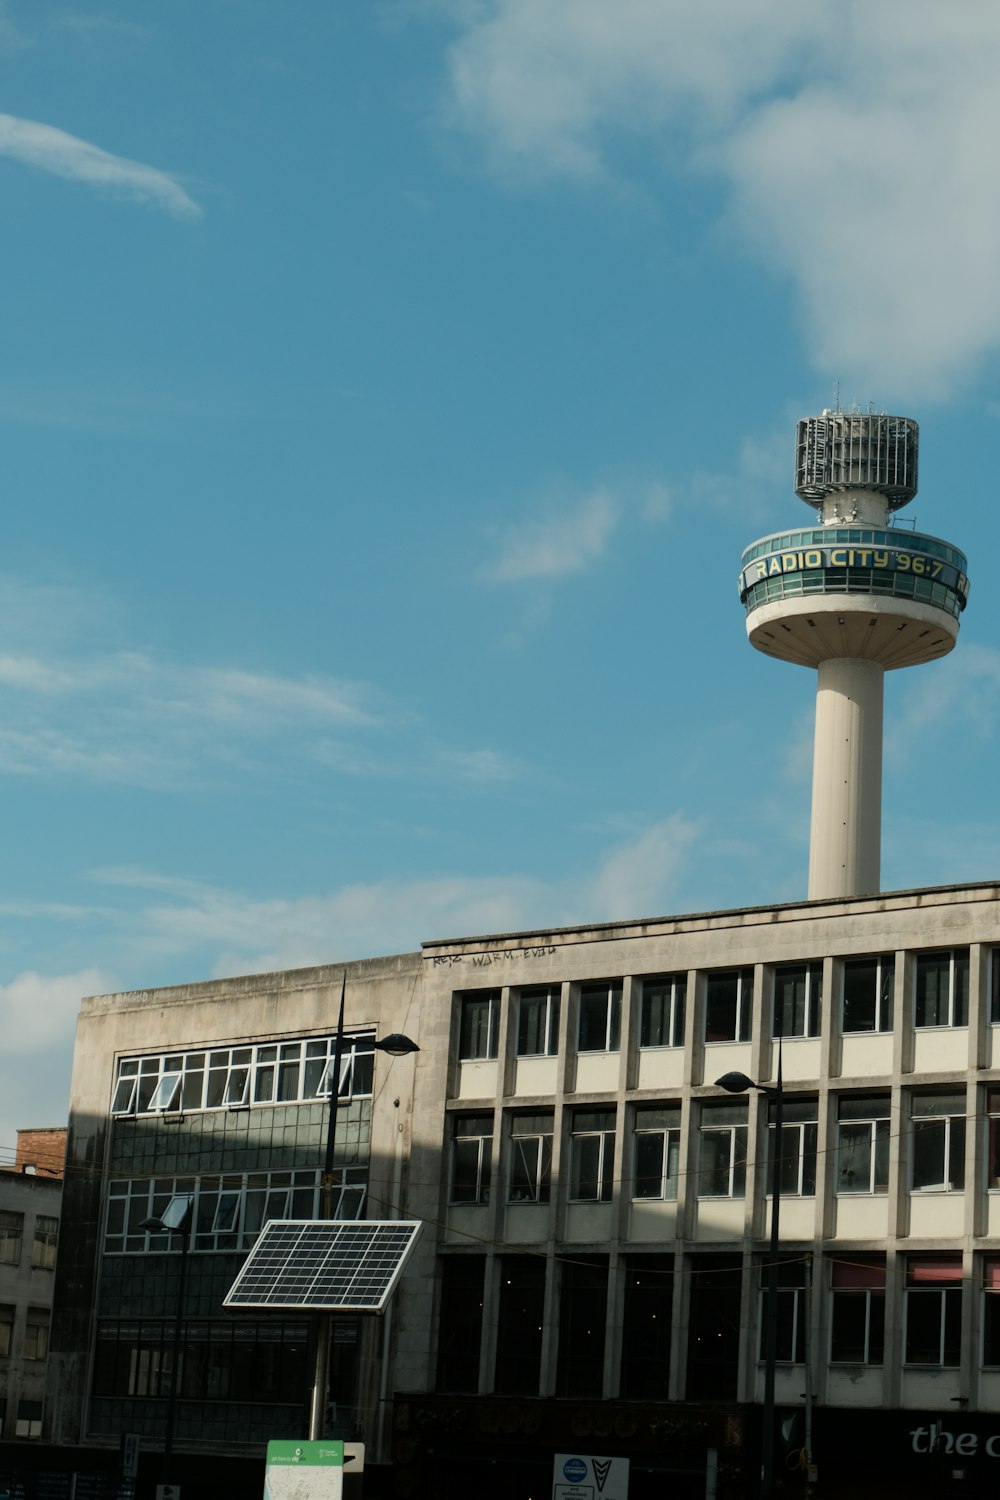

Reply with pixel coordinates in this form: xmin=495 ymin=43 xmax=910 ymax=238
xmin=3 ymin=0 xmax=1000 ymax=1150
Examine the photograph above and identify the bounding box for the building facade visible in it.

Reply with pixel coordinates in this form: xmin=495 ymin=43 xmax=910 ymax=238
xmin=47 ymin=955 xmax=422 ymax=1471
xmin=0 ymin=1129 xmax=63 ymax=1444
xmin=46 ymin=880 xmax=1000 ymax=1497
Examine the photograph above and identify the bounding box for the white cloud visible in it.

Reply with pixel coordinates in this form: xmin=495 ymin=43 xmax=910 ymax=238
xmin=0 ymin=584 xmax=521 ymax=792
xmin=87 ymin=810 xmax=703 ymax=976
xmin=590 ymin=812 xmax=702 ymax=920
xmin=0 ymin=967 xmax=112 ymax=1053
xmin=437 ymin=0 xmax=1000 ymax=397
xmin=0 ymin=112 xmax=200 ymax=219
xmin=487 ymin=488 xmax=617 ymax=581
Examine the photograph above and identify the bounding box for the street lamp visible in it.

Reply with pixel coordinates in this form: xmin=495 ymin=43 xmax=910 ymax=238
xmin=715 ymin=1038 xmax=783 ymax=1500
xmin=139 ymin=1191 xmax=195 ymax=1481
xmin=307 ymin=976 xmax=419 ymax=1441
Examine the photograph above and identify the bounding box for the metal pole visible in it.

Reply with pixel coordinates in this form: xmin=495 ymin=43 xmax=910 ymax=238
xmin=761 ymin=1035 xmax=783 ymax=1500
xmin=163 ymin=1225 xmax=190 ymax=1470
xmin=308 ymin=974 xmax=346 ymax=1440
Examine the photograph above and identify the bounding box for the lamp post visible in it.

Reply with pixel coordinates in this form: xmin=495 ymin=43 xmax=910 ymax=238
xmin=716 ymin=1037 xmax=783 ymax=1500
xmin=139 ymin=1191 xmax=195 ymax=1482
xmin=307 ymin=975 xmax=419 ymax=1441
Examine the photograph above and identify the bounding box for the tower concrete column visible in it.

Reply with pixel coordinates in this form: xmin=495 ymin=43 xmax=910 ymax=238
xmin=739 ymin=409 xmax=970 ymax=901
xmin=808 ymin=657 xmax=883 ymax=900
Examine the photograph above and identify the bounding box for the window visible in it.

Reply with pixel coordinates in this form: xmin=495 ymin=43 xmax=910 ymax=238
xmin=569 ymin=1109 xmax=616 ymax=1202
xmin=620 ymin=1256 xmax=674 ymax=1398
xmin=509 ymin=1113 xmax=553 ymax=1204
xmin=556 ymin=1257 xmax=608 ymax=1397
xmin=911 ymin=1091 xmax=965 ymax=1192
xmin=0 ymin=1212 xmax=23 ymax=1266
xmin=459 ymin=991 xmax=499 ymax=1061
xmin=639 ymin=975 xmax=686 ymax=1049
xmin=516 ymin=986 xmax=560 ymax=1057
xmin=495 ymin=1257 xmax=546 ymax=1395
xmin=578 ymin=982 xmax=621 ymax=1052
xmin=830 ymin=1257 xmax=885 ymax=1364
xmin=905 ymin=1256 xmax=962 ymax=1366
xmin=842 ymin=955 xmax=894 ymax=1033
xmin=436 ymin=1257 xmax=485 ymax=1393
xmin=914 ymin=949 xmax=969 ymax=1028
xmin=93 ymin=1318 xmax=309 ymax=1404
xmin=767 ymin=1097 xmax=817 ymax=1196
xmin=758 ymin=1258 xmax=806 ymax=1363
xmin=992 ymin=951 xmax=1000 ymax=1025
xmin=836 ymin=1094 xmax=890 ymax=1194
xmin=23 ymin=1310 xmax=49 ymax=1362
xmin=0 ymin=1306 xmax=13 ymax=1358
xmin=988 ymin=1088 xmax=1000 ymax=1189
xmin=699 ymin=1102 xmax=747 ymax=1197
xmin=633 ymin=1106 xmax=681 ymax=1200
xmin=31 ymin=1216 xmax=58 ymax=1270
xmin=773 ymin=963 xmax=822 ymax=1039
xmin=15 ymin=1399 xmax=42 ymax=1440
xmin=982 ymin=1257 xmax=1000 ymax=1366
xmin=111 ymin=1033 xmax=376 ymax=1116
xmin=449 ymin=1114 xmax=492 ymax=1205
xmin=105 ymin=1169 xmax=330 ymax=1254
xmin=705 ymin=969 xmax=753 ymax=1044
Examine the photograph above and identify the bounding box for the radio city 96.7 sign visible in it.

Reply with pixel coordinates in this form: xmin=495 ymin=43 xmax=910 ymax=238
xmin=739 ymin=543 xmax=969 ymax=605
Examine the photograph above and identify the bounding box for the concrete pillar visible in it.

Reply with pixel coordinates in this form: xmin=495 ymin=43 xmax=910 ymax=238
xmin=807 ymin=657 xmax=884 ymax=900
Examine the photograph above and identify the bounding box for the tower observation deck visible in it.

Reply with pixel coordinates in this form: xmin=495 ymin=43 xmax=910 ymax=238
xmin=739 ymin=411 xmax=969 ymax=900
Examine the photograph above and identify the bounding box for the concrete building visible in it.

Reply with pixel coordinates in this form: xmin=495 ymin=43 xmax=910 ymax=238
xmin=0 ymin=1128 xmax=64 ymax=1442
xmin=49 ymin=411 xmax=1000 ymax=1497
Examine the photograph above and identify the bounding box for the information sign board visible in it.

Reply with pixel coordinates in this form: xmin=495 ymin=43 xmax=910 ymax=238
xmin=552 ymin=1453 xmax=629 ymax=1500
xmin=264 ymin=1440 xmax=343 ymax=1500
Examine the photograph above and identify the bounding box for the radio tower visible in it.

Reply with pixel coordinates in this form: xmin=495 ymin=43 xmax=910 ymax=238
xmin=739 ymin=411 xmax=970 ymax=900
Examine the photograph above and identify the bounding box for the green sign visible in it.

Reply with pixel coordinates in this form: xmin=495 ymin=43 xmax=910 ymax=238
xmin=264 ymin=1440 xmax=344 ymax=1500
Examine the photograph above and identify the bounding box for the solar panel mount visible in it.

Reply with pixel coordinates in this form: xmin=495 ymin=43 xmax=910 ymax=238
xmin=223 ymin=1220 xmax=422 ymax=1313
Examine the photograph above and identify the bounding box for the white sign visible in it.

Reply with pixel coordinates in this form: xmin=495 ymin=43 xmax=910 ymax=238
xmin=122 ymin=1433 xmax=140 ymax=1479
xmin=552 ymin=1452 xmax=629 ymax=1500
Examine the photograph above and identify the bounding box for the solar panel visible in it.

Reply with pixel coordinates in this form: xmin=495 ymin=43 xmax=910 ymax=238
xmin=223 ymin=1220 xmax=422 ymax=1312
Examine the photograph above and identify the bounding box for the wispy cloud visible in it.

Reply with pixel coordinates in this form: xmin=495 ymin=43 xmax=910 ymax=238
xmin=437 ymin=0 xmax=1000 ymax=398
xmin=86 ymin=811 xmax=704 ymax=975
xmin=486 ymin=488 xmax=617 ymax=581
xmin=0 ymin=112 xmax=200 ymax=219
xmin=0 ymin=966 xmax=112 ymax=1054
xmin=0 ymin=579 xmax=520 ymax=791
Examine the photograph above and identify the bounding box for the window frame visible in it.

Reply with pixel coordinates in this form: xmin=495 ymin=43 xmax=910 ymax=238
xmin=639 ymin=975 xmax=686 ymax=1050
xmin=449 ymin=1114 xmax=493 ymax=1206
xmin=842 ymin=955 xmax=894 ymax=1034
xmin=458 ymin=991 xmax=500 ymax=1062
xmin=829 ymin=1257 xmax=886 ymax=1366
xmin=914 ymin=949 xmax=969 ymax=1029
xmin=0 ymin=1212 xmax=23 ymax=1268
xmin=910 ymin=1090 xmax=966 ymax=1193
xmin=569 ymin=1109 xmax=616 ymax=1203
xmin=632 ymin=1106 xmax=681 ymax=1201
xmin=698 ymin=1102 xmax=748 ymax=1198
xmin=103 ymin=1167 xmax=348 ymax=1255
xmin=704 ymin=969 xmax=754 ymax=1045
xmin=772 ymin=963 xmax=822 ymax=1040
xmin=110 ymin=1033 xmax=377 ymax=1117
xmin=508 ymin=1113 xmax=554 ymax=1204
xmin=31 ymin=1216 xmax=58 ymax=1271
xmin=577 ymin=982 xmax=622 ymax=1054
xmin=904 ymin=1256 xmax=963 ymax=1367
xmin=757 ymin=1259 xmax=806 ymax=1364
xmin=22 ymin=1310 xmax=49 ymax=1363
xmin=516 ymin=986 xmax=560 ymax=1058
xmin=835 ymin=1094 xmax=890 ymax=1195
xmin=766 ymin=1097 xmax=818 ymax=1197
